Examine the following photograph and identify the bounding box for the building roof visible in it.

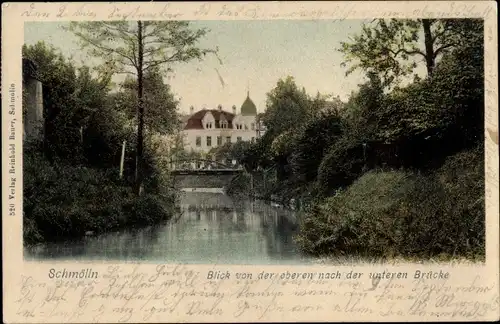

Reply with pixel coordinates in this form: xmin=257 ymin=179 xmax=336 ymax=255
xmin=240 ymin=91 xmax=257 ymax=116
xmin=184 ymin=109 xmax=235 ymax=130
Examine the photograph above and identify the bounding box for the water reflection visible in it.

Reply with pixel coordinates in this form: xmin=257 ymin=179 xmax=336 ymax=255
xmin=25 ymin=191 xmax=311 ymax=264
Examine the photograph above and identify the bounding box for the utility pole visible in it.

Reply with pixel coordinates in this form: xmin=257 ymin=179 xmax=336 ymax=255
xmin=120 ymin=140 xmax=127 ymax=179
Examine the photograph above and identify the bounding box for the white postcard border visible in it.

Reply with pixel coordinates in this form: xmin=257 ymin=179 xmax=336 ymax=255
xmin=2 ymin=2 xmax=499 ymax=323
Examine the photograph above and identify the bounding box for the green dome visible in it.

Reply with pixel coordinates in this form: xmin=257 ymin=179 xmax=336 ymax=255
xmin=240 ymin=92 xmax=257 ymax=116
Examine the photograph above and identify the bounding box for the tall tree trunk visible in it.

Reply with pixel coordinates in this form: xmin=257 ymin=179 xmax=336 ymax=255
xmin=422 ymin=19 xmax=435 ymax=76
xmin=135 ymin=20 xmax=145 ymax=195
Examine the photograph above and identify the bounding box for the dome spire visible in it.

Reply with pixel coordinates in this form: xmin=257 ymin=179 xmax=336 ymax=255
xmin=240 ymin=81 xmax=257 ymax=116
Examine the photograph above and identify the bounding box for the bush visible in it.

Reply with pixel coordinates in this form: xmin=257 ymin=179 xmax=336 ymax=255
xmin=289 ymin=111 xmax=343 ymax=183
xmin=126 ymin=193 xmax=175 ymax=226
xmin=296 ymin=170 xmax=414 ymax=256
xmin=296 ymin=147 xmax=485 ymax=260
xmin=431 ymin=145 xmax=485 ymax=257
xmin=23 ymin=144 xmax=175 ymax=246
xmin=22 ymin=42 xmax=179 ymax=247
xmin=316 ymin=135 xmax=366 ymax=197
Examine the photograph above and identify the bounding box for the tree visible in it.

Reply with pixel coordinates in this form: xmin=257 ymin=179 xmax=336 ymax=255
xmin=289 ymin=111 xmax=343 ymax=183
xmin=114 ymin=67 xmax=180 ymax=136
xmin=339 ymin=19 xmax=471 ymax=88
xmin=342 ymin=71 xmax=384 ymax=141
xmin=359 ymin=19 xmax=484 ymax=169
xmin=208 ymin=140 xmax=253 ymax=164
xmin=239 ymin=135 xmax=275 ymax=172
xmin=167 ymin=130 xmax=187 ymax=160
xmin=262 ymin=76 xmax=318 ymax=137
xmin=22 ymin=42 xmax=112 ymax=164
xmin=69 ymin=21 xmax=217 ymax=193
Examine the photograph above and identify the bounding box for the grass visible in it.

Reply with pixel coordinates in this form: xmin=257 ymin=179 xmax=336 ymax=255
xmin=313 ymin=254 xmax=485 ymax=266
xmin=295 ymin=146 xmax=485 ymax=261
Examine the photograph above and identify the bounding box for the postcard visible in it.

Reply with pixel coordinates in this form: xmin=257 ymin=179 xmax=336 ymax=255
xmin=2 ymin=1 xmax=499 ymax=323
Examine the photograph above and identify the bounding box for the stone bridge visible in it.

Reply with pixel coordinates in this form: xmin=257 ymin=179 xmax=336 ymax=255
xmin=170 ymin=159 xmax=244 ymax=189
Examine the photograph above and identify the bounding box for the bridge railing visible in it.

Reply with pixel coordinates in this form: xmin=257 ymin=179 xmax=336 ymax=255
xmin=170 ymin=159 xmax=244 ymax=171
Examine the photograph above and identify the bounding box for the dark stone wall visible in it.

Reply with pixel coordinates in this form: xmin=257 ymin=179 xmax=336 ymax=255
xmin=23 ymin=60 xmax=44 ymax=141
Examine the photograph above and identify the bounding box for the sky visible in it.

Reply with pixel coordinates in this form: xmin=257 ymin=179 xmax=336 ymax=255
xmin=24 ymin=20 xmax=371 ymax=114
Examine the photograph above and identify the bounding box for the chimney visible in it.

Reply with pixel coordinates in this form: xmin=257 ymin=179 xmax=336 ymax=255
xmin=218 ymin=104 xmax=222 ymax=111
xmin=190 ymin=105 xmax=194 ymax=114
xmin=232 ymin=105 xmax=237 ymax=114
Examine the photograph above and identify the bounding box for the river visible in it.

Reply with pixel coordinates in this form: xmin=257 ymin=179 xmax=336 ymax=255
xmin=24 ymin=190 xmax=313 ymax=264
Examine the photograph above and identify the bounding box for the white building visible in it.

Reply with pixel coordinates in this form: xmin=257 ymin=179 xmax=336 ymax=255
xmin=182 ymin=92 xmax=265 ymax=153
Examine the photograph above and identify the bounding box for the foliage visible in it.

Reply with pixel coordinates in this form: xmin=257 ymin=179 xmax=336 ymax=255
xmin=328 ymin=20 xmax=484 ymax=174
xmin=369 ymin=21 xmax=483 ymax=170
xmin=69 ymin=21 xmax=217 ymax=189
xmin=141 ymin=135 xmax=174 ymax=193
xmin=270 ymin=130 xmax=298 ymax=158
xmin=296 ymin=147 xmax=484 ymax=259
xmin=296 ymin=170 xmax=413 ymax=256
xmin=341 ymin=71 xmax=384 ymax=141
xmin=310 ymin=73 xmax=385 ymax=196
xmin=238 ymin=19 xmax=485 ymax=261
xmin=23 ymin=142 xmax=176 ymax=245
xmin=113 ymin=68 xmax=180 ymax=135
xmin=172 ymin=148 xmax=204 ymax=161
xmin=242 ymin=77 xmax=343 ymax=183
xmin=339 ymin=19 xmax=478 ymax=88
xmin=167 ymin=131 xmax=188 ymax=158
xmin=68 ymin=21 xmax=217 ymax=76
xmin=225 ymin=172 xmax=252 ymax=197
xmin=208 ymin=140 xmax=253 ymax=163
xmin=239 ymin=134 xmax=275 ymax=172
xmin=288 ymin=111 xmax=343 ymax=183
xmin=261 ymin=76 xmax=319 ymax=137
xmin=316 ymin=135 xmax=366 ymax=197
xmin=22 ymin=41 xmax=179 ymax=246
xmin=22 ymin=42 xmax=113 ymax=164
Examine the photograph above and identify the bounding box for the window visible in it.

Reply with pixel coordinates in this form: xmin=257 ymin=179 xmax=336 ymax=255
xmin=244 ymin=124 xmax=248 ymax=130
xmin=206 ymin=136 xmax=212 ymax=147
xmin=195 ymin=136 xmax=201 ymax=147
xmin=237 ymin=136 xmax=242 ymax=142
xmin=217 ymin=136 xmax=222 ymax=146
xmin=251 ymin=123 xmax=255 ymax=130
xmin=226 ymin=136 xmax=231 ymax=144
xmin=206 ymin=122 xmax=212 ymax=129
xmin=221 ymin=121 xmax=228 ymax=129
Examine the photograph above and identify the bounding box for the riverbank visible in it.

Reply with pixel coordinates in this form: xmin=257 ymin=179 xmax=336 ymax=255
xmin=24 ymin=191 xmax=308 ymax=264
xmin=295 ymin=146 xmax=485 ymax=261
xmin=227 ymin=146 xmax=485 ymax=261
xmin=225 ymin=172 xmax=310 ymax=210
xmin=23 ymin=150 xmax=178 ymax=247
